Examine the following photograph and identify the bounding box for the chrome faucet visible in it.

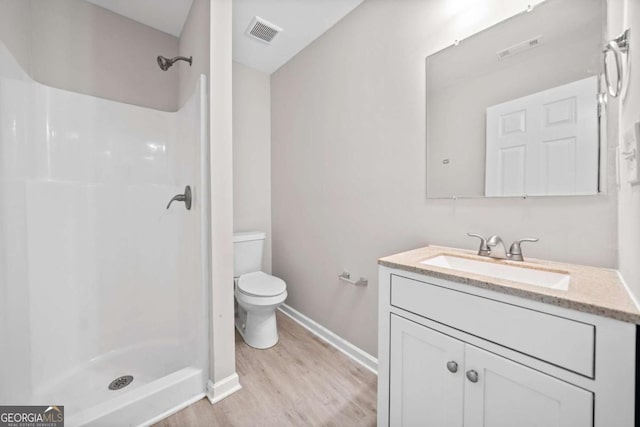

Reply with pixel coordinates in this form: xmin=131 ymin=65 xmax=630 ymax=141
xmin=468 ymin=233 xmax=539 ymax=261
xmin=487 ymin=235 xmax=508 ymax=259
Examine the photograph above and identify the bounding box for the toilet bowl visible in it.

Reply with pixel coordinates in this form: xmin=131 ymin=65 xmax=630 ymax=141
xmin=234 ymin=272 xmax=287 ymax=349
xmin=233 ymin=232 xmax=287 ymax=349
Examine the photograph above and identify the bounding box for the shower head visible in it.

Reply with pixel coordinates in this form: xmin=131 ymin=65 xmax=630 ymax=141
xmin=157 ymin=56 xmax=171 ymax=71
xmin=157 ymin=55 xmax=193 ymax=71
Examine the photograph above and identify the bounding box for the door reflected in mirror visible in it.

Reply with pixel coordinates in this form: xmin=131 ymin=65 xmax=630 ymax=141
xmin=426 ymin=0 xmax=606 ymax=199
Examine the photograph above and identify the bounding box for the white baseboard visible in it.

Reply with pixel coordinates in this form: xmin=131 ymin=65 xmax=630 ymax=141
xmin=206 ymin=373 xmax=242 ymax=404
xmin=278 ymin=304 xmax=378 ymax=375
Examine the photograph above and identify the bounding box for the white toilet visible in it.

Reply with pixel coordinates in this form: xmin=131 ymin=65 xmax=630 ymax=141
xmin=233 ymin=231 xmax=287 ymax=349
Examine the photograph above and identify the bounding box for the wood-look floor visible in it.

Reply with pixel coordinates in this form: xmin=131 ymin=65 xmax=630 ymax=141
xmin=154 ymin=311 xmax=377 ymax=427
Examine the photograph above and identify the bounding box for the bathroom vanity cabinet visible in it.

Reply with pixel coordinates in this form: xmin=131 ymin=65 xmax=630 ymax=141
xmin=377 ymin=248 xmax=639 ymax=427
xmin=388 ymin=314 xmax=592 ymax=426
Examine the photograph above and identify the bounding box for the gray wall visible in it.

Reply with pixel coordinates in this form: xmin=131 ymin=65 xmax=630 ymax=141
xmin=615 ymin=0 xmax=640 ymax=300
xmin=233 ymin=62 xmax=272 ymax=273
xmin=179 ymin=0 xmax=210 ymax=107
xmin=0 ymin=0 xmax=180 ymax=111
xmin=0 ymin=0 xmax=31 ymax=75
xmin=271 ymin=0 xmax=617 ymax=357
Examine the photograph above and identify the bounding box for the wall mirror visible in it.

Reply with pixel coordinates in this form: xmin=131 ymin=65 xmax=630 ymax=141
xmin=426 ymin=0 xmax=606 ymax=199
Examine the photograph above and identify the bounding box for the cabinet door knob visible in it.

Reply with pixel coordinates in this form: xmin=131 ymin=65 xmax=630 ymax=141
xmin=466 ymin=370 xmax=479 ymax=383
xmin=446 ymin=361 xmax=458 ymax=373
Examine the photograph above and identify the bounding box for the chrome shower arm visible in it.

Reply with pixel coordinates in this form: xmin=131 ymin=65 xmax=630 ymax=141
xmin=169 ymin=56 xmax=193 ymax=65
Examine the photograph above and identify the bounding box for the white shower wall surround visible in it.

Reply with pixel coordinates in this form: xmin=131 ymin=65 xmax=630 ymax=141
xmin=0 ymin=43 xmax=209 ymax=426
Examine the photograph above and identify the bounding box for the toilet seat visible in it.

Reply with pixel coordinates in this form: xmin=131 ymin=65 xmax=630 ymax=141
xmin=237 ymin=271 xmax=286 ymax=297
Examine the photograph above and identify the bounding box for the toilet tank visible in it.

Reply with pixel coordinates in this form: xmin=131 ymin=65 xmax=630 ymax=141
xmin=233 ymin=231 xmax=266 ymax=277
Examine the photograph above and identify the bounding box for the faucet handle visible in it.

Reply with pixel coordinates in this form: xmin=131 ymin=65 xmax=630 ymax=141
xmin=467 ymin=233 xmax=491 ymax=256
xmin=508 ymin=238 xmax=539 ymax=261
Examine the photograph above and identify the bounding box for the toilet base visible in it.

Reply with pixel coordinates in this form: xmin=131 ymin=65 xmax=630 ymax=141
xmin=234 ymin=291 xmax=287 ymax=350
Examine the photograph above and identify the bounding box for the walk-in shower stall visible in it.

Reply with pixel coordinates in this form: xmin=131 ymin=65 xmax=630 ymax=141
xmin=0 ymin=40 xmax=210 ymax=425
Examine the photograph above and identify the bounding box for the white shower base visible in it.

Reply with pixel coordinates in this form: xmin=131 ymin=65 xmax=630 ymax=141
xmin=31 ymin=341 xmax=206 ymax=426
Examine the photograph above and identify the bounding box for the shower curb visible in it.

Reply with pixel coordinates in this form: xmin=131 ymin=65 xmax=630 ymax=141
xmin=140 ymin=392 xmax=205 ymax=427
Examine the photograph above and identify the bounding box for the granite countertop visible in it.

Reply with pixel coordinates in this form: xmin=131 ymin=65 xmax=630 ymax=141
xmin=378 ymin=245 xmax=640 ymax=324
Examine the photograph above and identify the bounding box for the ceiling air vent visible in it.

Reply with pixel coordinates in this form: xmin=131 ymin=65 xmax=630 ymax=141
xmin=496 ymin=35 xmax=543 ymax=60
xmin=246 ymin=16 xmax=282 ymax=44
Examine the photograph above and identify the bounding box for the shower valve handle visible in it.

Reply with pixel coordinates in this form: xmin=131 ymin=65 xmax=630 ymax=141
xmin=166 ymin=185 xmax=192 ymax=210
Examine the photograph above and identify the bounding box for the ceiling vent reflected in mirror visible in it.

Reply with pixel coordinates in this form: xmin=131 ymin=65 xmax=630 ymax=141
xmin=246 ymin=16 xmax=282 ymax=44
xmin=496 ymin=35 xmax=543 ymax=60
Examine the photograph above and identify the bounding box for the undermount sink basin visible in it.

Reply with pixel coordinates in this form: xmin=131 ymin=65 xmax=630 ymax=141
xmin=420 ymin=255 xmax=570 ymax=290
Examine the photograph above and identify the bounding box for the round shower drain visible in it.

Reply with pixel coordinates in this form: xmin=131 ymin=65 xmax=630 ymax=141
xmin=108 ymin=375 xmax=134 ymax=390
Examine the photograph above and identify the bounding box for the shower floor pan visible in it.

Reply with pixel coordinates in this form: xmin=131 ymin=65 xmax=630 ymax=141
xmin=30 ymin=341 xmax=206 ymax=426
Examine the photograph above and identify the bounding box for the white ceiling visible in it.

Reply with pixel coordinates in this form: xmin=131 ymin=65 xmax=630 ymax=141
xmin=85 ymin=0 xmax=194 ymax=37
xmin=233 ymin=0 xmax=364 ymax=74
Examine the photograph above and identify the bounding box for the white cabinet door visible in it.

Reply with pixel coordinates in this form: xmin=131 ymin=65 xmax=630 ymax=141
xmin=485 ymin=76 xmax=598 ymax=196
xmin=463 ymin=345 xmax=593 ymax=427
xmin=389 ymin=314 xmax=465 ymax=427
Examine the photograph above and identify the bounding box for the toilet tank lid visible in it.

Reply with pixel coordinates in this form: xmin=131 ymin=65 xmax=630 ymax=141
xmin=233 ymin=231 xmax=266 ymax=243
